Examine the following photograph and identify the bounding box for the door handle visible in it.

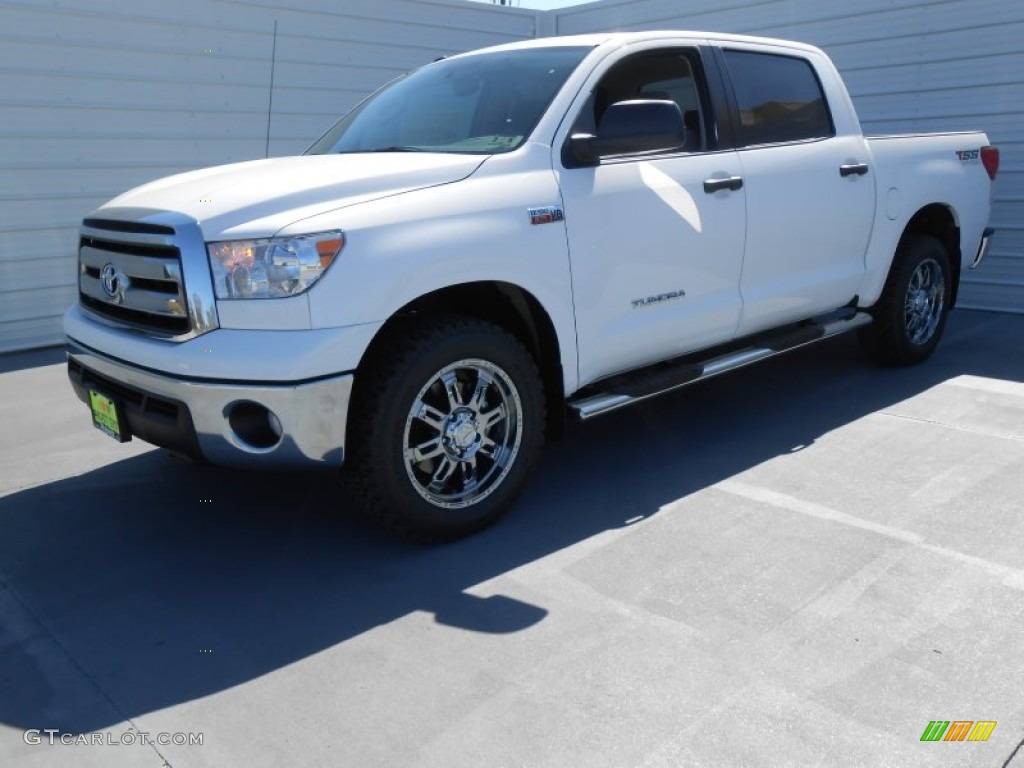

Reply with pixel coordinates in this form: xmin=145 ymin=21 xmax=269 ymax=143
xmin=839 ymin=163 xmax=869 ymax=177
xmin=703 ymin=176 xmax=744 ymax=193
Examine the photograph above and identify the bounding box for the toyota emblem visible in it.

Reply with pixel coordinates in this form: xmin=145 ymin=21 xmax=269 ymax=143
xmin=100 ymin=262 xmax=126 ymax=303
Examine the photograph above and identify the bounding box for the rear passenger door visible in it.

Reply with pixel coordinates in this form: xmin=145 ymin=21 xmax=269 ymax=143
xmin=720 ymin=47 xmax=875 ymax=335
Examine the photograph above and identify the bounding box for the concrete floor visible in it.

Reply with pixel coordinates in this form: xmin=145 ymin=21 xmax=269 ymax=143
xmin=1 ymin=308 xmax=1022 ymax=768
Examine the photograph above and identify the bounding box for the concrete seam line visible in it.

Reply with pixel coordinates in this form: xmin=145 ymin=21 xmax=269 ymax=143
xmin=877 ymin=410 xmax=1024 ymax=443
xmin=716 ymin=480 xmax=1024 ymax=591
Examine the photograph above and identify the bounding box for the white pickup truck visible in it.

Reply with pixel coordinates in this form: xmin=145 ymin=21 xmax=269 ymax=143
xmin=65 ymin=31 xmax=998 ymax=539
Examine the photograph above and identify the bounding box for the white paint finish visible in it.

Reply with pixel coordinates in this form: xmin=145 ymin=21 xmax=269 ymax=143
xmin=547 ymin=34 xmax=745 ymax=385
xmin=102 ymin=153 xmax=486 ymax=240
xmin=720 ymin=42 xmax=876 ymax=331
xmin=736 ymin=137 xmax=875 ymax=331
xmin=550 ymin=0 xmax=1024 ymax=313
xmin=63 ymin=304 xmax=379 ymax=381
xmin=299 ymin=143 xmax=582 ymax=396
xmin=637 ymin=162 xmax=703 ymax=231
xmin=861 ymin=131 xmax=994 ymax=304
xmin=560 ymin=149 xmax=747 ymax=384
xmin=57 ymin=30 xmax=992 ymax=411
xmin=5 ymin=0 xmax=1020 ymax=355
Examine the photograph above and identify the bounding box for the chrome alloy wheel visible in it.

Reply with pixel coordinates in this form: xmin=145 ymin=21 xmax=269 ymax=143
xmin=903 ymin=257 xmax=945 ymax=345
xmin=403 ymin=359 xmax=524 ymax=509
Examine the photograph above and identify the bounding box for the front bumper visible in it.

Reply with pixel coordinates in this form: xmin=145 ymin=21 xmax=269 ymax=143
xmin=67 ymin=341 xmax=353 ymax=469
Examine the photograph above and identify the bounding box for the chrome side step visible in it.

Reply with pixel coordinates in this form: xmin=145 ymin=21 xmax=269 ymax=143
xmin=568 ymin=310 xmax=872 ymax=420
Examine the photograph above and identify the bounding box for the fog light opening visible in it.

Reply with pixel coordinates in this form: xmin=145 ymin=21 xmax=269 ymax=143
xmin=227 ymin=401 xmax=283 ymax=450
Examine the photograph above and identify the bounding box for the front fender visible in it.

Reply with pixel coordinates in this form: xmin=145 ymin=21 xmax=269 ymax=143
xmin=296 ymin=146 xmax=579 ymax=394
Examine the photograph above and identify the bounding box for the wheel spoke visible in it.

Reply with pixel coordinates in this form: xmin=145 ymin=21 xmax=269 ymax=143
xmin=406 ymin=436 xmax=444 ymax=463
xmin=478 ymin=404 xmax=507 ymax=433
xmin=906 ymin=304 xmax=921 ymax=331
xmin=460 ymin=456 xmax=478 ymax=489
xmin=478 ymin=436 xmax=509 ymax=467
xmin=415 ymin=400 xmax=447 ymax=431
xmin=467 ymin=371 xmax=493 ymax=412
xmin=441 ymin=371 xmax=464 ymax=411
xmin=427 ymin=456 xmax=457 ymax=492
xmin=402 ymin=356 xmax=524 ymax=508
xmin=903 ymin=259 xmax=945 ymax=345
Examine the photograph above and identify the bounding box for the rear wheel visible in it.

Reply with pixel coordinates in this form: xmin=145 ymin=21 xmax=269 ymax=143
xmin=346 ymin=316 xmax=545 ymax=541
xmin=859 ymin=234 xmax=952 ymax=365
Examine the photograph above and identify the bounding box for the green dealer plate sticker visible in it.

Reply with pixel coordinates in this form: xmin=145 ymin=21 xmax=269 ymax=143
xmin=89 ymin=390 xmax=128 ymax=442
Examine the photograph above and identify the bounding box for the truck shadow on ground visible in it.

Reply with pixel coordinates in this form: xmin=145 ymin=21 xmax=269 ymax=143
xmin=1 ymin=310 xmax=1021 ymax=733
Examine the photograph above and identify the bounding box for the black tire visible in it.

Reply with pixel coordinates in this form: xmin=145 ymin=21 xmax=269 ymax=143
xmin=858 ymin=234 xmax=952 ymax=366
xmin=345 ymin=315 xmax=545 ymax=542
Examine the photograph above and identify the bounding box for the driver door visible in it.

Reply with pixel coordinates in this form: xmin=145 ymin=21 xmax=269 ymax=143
xmin=556 ymin=47 xmax=746 ymax=386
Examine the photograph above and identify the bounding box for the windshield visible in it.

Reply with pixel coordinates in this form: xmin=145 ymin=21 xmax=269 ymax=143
xmin=306 ymin=46 xmax=591 ymax=156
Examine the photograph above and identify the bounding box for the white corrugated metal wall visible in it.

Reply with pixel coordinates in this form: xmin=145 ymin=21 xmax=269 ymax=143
xmin=0 ymin=0 xmax=537 ymax=353
xmin=551 ymin=0 xmax=1024 ymax=313
xmin=1 ymin=0 xmax=1021 ymax=354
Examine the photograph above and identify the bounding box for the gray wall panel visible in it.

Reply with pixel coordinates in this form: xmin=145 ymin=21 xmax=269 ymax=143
xmin=0 ymin=0 xmax=537 ymax=353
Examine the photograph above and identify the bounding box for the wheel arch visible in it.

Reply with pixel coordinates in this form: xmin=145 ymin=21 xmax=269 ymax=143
xmin=355 ymin=280 xmax=568 ymax=439
xmin=900 ymin=203 xmax=961 ymax=306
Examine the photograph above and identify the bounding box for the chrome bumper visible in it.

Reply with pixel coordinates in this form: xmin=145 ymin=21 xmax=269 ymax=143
xmin=67 ymin=341 xmax=353 ymax=469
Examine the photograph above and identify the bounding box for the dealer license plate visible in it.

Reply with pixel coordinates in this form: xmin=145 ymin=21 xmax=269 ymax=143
xmin=89 ymin=389 xmax=129 ymax=442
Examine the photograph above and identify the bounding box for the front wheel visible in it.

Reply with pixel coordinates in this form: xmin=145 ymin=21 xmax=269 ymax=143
xmin=859 ymin=234 xmax=952 ymax=365
xmin=345 ymin=316 xmax=545 ymax=541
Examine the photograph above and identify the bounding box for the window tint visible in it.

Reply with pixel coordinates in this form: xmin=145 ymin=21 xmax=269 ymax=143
xmin=723 ymin=50 xmax=833 ymax=145
xmin=570 ymin=50 xmax=706 ymax=154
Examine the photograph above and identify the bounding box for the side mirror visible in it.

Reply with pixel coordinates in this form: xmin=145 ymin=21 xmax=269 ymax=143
xmin=569 ymin=100 xmax=685 ymax=164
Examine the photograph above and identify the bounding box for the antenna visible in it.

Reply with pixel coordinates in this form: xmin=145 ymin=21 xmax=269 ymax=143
xmin=265 ymin=20 xmax=278 ymax=158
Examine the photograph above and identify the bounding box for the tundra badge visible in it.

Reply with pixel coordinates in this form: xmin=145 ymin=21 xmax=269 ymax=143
xmin=528 ymin=206 xmax=564 ymax=225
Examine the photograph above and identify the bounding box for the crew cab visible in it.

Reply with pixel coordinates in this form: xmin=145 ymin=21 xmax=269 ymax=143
xmin=64 ymin=31 xmax=998 ymax=539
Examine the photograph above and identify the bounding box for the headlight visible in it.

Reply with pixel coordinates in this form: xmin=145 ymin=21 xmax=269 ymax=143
xmin=207 ymin=231 xmax=344 ymax=299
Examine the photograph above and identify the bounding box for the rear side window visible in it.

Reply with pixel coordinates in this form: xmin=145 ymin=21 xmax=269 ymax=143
xmin=723 ymin=50 xmax=833 ymax=146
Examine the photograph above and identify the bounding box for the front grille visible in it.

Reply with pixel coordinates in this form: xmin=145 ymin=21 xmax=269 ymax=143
xmin=78 ymin=224 xmax=190 ymax=337
xmin=82 ymin=217 xmax=176 ymax=235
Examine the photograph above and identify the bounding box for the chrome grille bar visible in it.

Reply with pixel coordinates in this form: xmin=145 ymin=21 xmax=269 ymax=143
xmin=76 ymin=209 xmax=218 ymax=340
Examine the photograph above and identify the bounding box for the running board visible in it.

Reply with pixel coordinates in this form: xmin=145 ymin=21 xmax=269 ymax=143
xmin=568 ymin=310 xmax=872 ymax=420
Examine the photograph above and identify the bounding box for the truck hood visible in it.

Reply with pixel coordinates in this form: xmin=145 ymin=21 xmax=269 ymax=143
xmin=101 ymin=153 xmax=487 ymax=239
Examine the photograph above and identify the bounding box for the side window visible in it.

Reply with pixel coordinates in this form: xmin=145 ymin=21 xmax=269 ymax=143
xmin=570 ymin=50 xmax=707 ymax=154
xmin=722 ymin=50 xmax=833 ymax=146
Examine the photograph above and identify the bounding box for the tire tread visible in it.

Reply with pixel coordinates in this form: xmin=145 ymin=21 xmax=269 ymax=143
xmin=859 ymin=234 xmax=951 ymax=366
xmin=344 ymin=315 xmax=545 ymax=542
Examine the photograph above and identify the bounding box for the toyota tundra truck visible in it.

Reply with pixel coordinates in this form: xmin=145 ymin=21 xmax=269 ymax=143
xmin=64 ymin=31 xmax=999 ymax=539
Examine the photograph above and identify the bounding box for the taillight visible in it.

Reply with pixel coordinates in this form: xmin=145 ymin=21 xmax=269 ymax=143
xmin=981 ymin=145 xmax=999 ymax=180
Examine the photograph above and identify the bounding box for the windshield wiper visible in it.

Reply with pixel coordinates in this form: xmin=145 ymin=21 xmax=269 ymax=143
xmin=338 ymin=146 xmax=429 ymax=154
